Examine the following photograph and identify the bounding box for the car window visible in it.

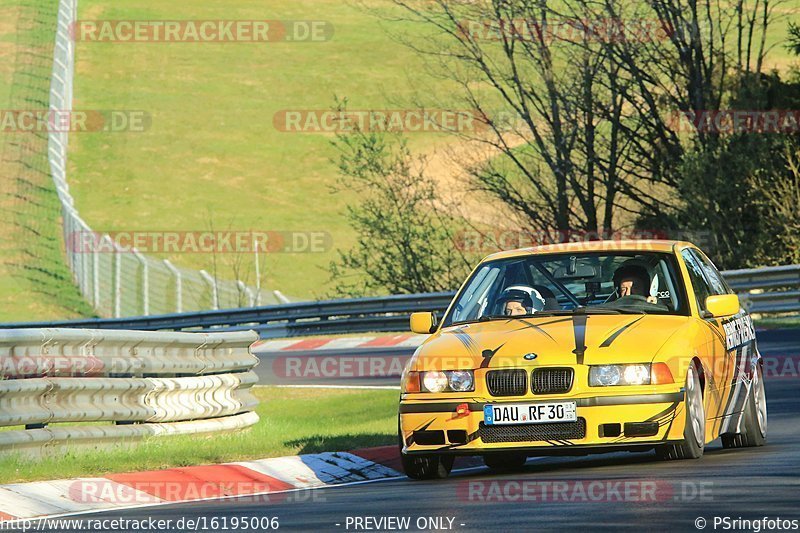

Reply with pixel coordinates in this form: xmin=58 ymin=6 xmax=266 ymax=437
xmin=689 ymin=249 xmax=731 ymax=295
xmin=443 ymin=251 xmax=689 ymax=326
xmin=681 ymin=249 xmax=713 ymax=312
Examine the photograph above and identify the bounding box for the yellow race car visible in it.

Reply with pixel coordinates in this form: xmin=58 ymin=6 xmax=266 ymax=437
xmin=399 ymin=240 xmax=767 ymax=479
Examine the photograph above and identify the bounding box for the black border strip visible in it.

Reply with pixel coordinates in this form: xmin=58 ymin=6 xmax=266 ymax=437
xmin=399 ymin=392 xmax=684 ymax=413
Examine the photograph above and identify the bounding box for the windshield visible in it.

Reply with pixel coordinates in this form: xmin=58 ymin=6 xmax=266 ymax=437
xmin=443 ymin=251 xmax=689 ymax=326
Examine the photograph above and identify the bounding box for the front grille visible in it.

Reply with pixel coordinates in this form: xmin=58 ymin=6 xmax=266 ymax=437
xmin=479 ymin=418 xmax=587 ymax=443
xmin=531 ymin=368 xmax=574 ymax=394
xmin=486 ymin=369 xmax=527 ymax=397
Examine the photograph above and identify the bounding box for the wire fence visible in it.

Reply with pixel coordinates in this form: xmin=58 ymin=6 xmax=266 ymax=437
xmin=48 ymin=0 xmax=270 ymax=317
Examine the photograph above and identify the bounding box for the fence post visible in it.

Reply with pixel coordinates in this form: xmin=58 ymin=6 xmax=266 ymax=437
xmin=112 ymin=237 xmax=121 ymax=318
xmin=164 ymin=260 xmax=182 ymax=313
xmin=92 ymin=244 xmax=100 ymax=308
xmin=134 ymin=250 xmax=149 ymax=316
xmin=200 ymin=270 xmax=219 ymax=310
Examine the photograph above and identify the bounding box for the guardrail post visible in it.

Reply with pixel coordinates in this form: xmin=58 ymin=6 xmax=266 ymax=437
xmin=200 ymin=270 xmax=219 ymax=310
xmin=164 ymin=260 xmax=182 ymax=313
xmin=134 ymin=250 xmax=149 ymax=316
xmin=236 ymin=281 xmax=255 ymax=307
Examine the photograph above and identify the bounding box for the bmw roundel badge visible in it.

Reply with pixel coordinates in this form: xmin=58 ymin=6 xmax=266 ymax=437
xmin=523 ymin=353 xmax=538 ymax=361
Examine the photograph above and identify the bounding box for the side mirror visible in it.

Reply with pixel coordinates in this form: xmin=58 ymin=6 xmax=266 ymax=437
xmin=410 ymin=312 xmax=438 ymax=334
xmin=705 ymin=294 xmax=740 ymax=318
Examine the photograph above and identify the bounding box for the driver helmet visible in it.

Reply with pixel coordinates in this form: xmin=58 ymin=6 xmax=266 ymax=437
xmin=498 ymin=285 xmax=546 ymax=315
xmin=612 ymin=260 xmax=651 ymax=297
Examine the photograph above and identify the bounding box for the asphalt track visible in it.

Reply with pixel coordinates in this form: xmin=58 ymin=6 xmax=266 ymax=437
xmin=31 ymin=329 xmax=800 ymax=532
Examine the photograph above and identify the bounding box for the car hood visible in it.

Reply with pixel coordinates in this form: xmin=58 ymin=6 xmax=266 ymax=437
xmin=411 ymin=314 xmax=691 ymax=370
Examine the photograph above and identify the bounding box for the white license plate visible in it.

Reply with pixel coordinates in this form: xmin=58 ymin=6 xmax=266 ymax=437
xmin=484 ymin=402 xmax=577 ymax=425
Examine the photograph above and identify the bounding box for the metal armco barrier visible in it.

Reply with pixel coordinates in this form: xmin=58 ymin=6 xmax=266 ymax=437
xmin=0 ymin=266 xmax=797 ymax=339
xmin=0 ymin=293 xmax=456 ymax=338
xmin=0 ymin=329 xmax=259 ymax=456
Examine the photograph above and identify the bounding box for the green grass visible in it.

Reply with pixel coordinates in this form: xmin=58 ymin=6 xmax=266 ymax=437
xmin=0 ymin=386 xmax=398 ymax=484
xmin=754 ymin=315 xmax=800 ymax=329
xmin=67 ymin=0 xmax=458 ymax=303
xmin=0 ymin=0 xmax=96 ymax=322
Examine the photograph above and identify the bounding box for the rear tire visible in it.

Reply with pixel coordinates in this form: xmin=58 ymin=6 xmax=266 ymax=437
xmin=483 ymin=452 xmax=527 ymax=471
xmin=656 ymin=363 xmax=705 ymax=460
xmin=721 ymin=363 xmax=767 ymax=448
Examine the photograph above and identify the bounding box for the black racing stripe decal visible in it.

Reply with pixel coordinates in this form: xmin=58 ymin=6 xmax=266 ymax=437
xmin=719 ymin=345 xmax=745 ymax=422
xmin=644 ymin=401 xmax=681 ymax=423
xmin=509 ymin=319 xmax=557 ymax=342
xmin=599 ymin=317 xmax=644 ymax=348
xmin=536 ymin=318 xmax=573 ymax=326
xmin=480 ymin=343 xmax=506 ymax=369
xmin=660 ymin=405 xmax=680 ymax=441
xmin=704 ymin=318 xmax=727 ymax=346
xmin=452 ymin=328 xmax=480 ymax=357
xmin=405 ymin=418 xmax=436 ymax=446
xmin=399 ymin=393 xmax=684 ymax=414
xmin=400 ymin=402 xmax=485 ymax=414
xmin=572 ymin=314 xmax=588 ymax=365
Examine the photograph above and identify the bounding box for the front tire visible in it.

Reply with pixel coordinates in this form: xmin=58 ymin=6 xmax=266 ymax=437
xmin=398 ymin=418 xmax=453 ymax=480
xmin=400 ymin=452 xmax=454 ymax=480
xmin=656 ymin=363 xmax=705 ymax=460
xmin=721 ymin=363 xmax=767 ymax=448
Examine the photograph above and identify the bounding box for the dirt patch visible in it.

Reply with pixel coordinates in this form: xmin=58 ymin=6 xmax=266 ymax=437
xmin=420 ymin=135 xmax=526 ymax=228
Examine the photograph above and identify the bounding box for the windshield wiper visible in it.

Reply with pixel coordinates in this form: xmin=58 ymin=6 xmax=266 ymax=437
xmin=477 ymin=314 xmax=512 ymax=322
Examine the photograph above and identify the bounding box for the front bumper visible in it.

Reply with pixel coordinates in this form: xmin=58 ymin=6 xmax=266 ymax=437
xmin=399 ymin=391 xmax=686 ymax=455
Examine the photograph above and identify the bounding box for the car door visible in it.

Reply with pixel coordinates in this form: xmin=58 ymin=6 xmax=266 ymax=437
xmin=680 ymin=249 xmax=729 ymax=423
xmin=687 ymin=248 xmax=758 ymax=437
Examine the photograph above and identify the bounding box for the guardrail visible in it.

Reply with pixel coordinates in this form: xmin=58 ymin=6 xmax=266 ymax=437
xmin=1 ymin=266 xmax=796 ymax=339
xmin=0 ymin=293 xmax=456 ymax=338
xmin=724 ymin=265 xmax=800 ymax=314
xmin=0 ymin=329 xmax=259 ymax=456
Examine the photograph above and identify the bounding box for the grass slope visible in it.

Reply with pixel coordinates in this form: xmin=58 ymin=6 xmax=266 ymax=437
xmin=68 ymin=0 xmax=451 ymax=302
xmin=0 ymin=0 xmax=94 ymax=322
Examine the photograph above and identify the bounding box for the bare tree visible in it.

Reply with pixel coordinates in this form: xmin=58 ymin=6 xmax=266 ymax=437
xmin=380 ymin=0 xmax=786 ymax=233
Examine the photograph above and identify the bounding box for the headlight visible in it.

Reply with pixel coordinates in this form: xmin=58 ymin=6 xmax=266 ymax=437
xmin=448 ymin=370 xmax=474 ymax=392
xmin=422 ymin=371 xmax=449 ymax=393
xmin=409 ymin=370 xmax=475 ymax=393
xmin=590 ymin=364 xmax=651 ymax=386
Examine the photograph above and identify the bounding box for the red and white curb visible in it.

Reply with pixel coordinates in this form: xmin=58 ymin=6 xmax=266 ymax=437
xmin=252 ymin=334 xmax=427 ymax=353
xmin=0 ymin=448 xmax=408 ymax=521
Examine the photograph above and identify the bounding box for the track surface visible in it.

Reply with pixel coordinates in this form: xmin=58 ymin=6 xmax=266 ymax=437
xmin=35 ymin=329 xmax=800 ymax=532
